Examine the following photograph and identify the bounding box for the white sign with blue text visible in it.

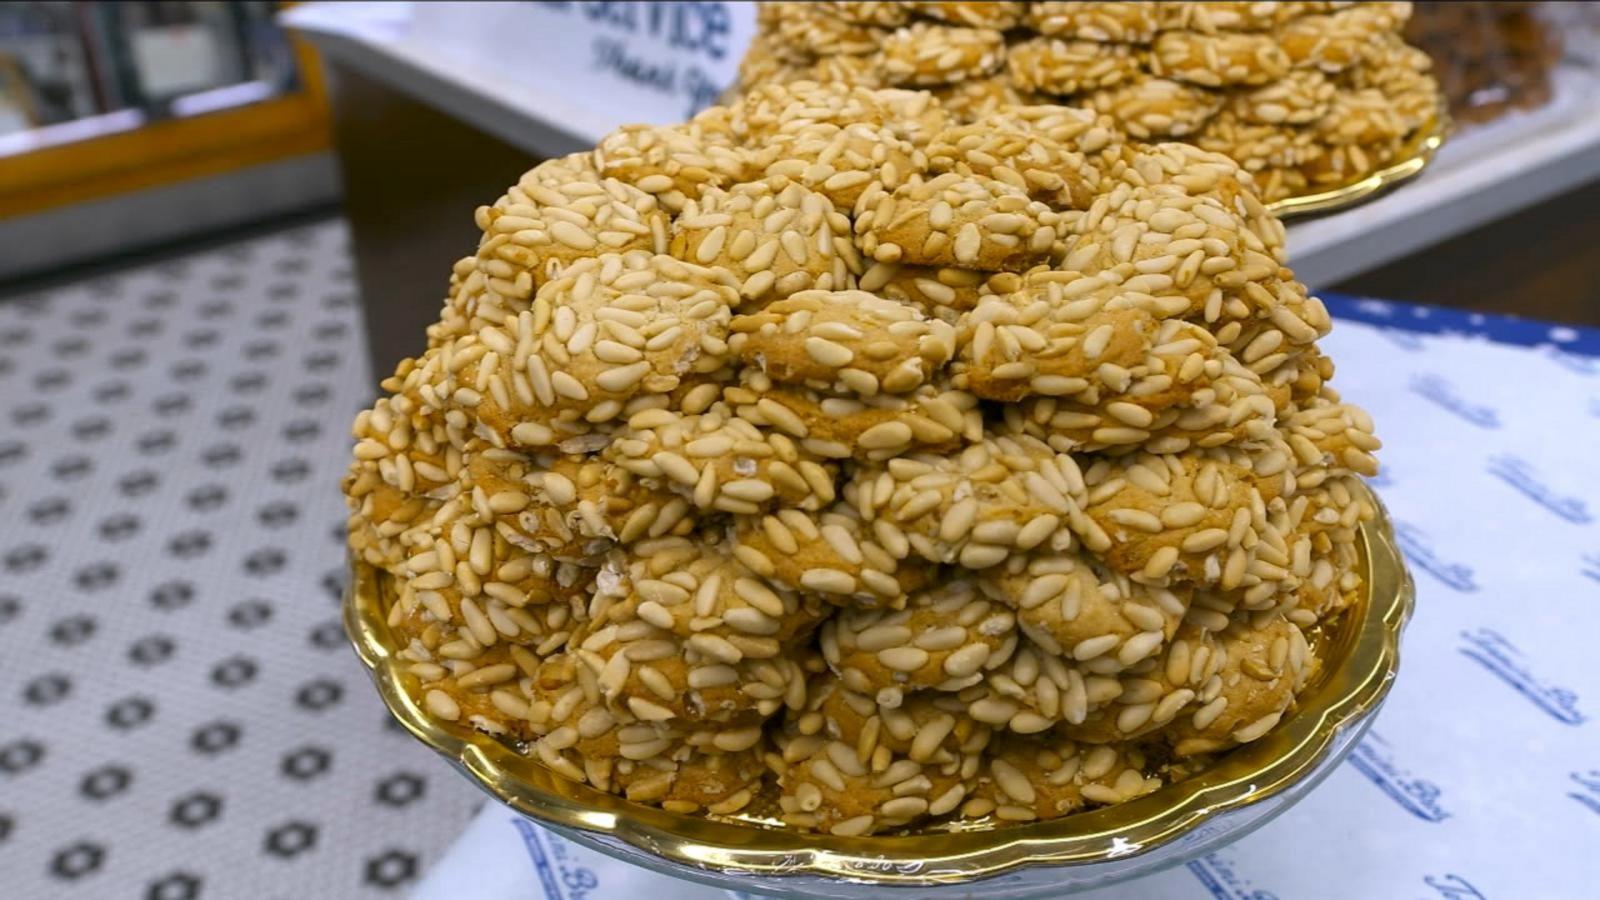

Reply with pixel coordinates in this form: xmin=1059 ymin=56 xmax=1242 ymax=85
xmin=412 ymin=298 xmax=1600 ymax=899
xmin=409 ymin=1 xmax=757 ymax=126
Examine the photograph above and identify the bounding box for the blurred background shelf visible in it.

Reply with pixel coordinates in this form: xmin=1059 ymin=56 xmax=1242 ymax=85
xmin=0 ymin=1 xmax=340 ymax=279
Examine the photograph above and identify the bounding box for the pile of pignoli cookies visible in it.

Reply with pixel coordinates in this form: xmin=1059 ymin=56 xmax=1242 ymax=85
xmin=343 ymin=79 xmax=1382 ymax=836
xmin=740 ymin=1 xmax=1441 ymax=204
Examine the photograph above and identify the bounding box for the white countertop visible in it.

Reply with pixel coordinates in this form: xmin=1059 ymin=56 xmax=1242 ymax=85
xmin=284 ymin=2 xmax=1600 ymax=289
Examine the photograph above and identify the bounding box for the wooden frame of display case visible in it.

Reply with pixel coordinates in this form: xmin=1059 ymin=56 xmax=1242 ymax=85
xmin=0 ymin=25 xmax=331 ymax=220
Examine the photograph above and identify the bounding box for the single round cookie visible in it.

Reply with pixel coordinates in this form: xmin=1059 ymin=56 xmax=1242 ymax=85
xmin=913 ymin=1 xmax=1024 ymax=30
xmin=737 ymin=34 xmax=811 ymax=89
xmin=594 ymin=122 xmax=753 ymax=213
xmin=964 ymin=736 xmax=1161 ymax=822
xmin=979 ymin=551 xmax=1189 ymax=670
xmin=844 ymin=434 xmax=1085 ymax=568
xmin=735 ymin=81 xmax=950 ymax=149
xmin=1029 ymin=2 xmax=1161 ymax=44
xmin=858 ymin=262 xmax=1018 ymax=322
xmin=879 ymin=22 xmax=1007 ymax=87
xmin=450 ymin=251 xmax=740 ymax=448
xmin=823 ymin=579 xmax=1019 ymax=699
xmin=670 ymin=179 xmax=862 ymax=306
xmin=1000 ymin=372 xmax=1280 ymax=456
xmin=1166 ymin=613 xmax=1316 ymax=756
xmin=1054 ymin=621 xmax=1226 ymax=743
xmin=1088 ymin=76 xmax=1224 ymax=139
xmin=809 ymin=52 xmax=885 ymax=89
xmin=1161 ymin=1 xmax=1299 ymax=34
xmin=855 ymin=172 xmax=1065 ymax=271
xmin=926 ymin=119 xmax=1103 ymax=210
xmin=955 ymin=270 xmax=1186 ymax=402
xmin=1233 ymin=68 xmax=1336 ymax=125
xmin=760 ymin=120 xmax=926 ymax=211
xmin=929 ymin=75 xmax=1026 ymax=124
xmin=1149 ymin=31 xmax=1291 ymax=87
xmin=1075 ymin=445 xmax=1295 ymax=595
xmin=773 ymin=2 xmax=882 ymax=56
xmin=732 ymin=507 xmax=929 ymax=607
xmin=602 ymin=405 xmax=838 ymax=515
xmin=1198 ymin=111 xmax=1324 ymax=176
xmin=1277 ymin=4 xmax=1411 ymax=74
xmin=819 ymin=1 xmax=912 ymax=27
xmin=731 ymin=289 xmax=957 ymax=395
xmin=526 ymin=657 xmax=772 ymax=814
xmin=1314 ymin=88 xmax=1410 ymax=147
xmin=774 ymin=723 xmax=979 ymax=834
xmin=1006 ymin=37 xmax=1144 ymax=97
xmin=724 ymin=369 xmax=981 ymax=462
xmin=973 ymin=105 xmax=1124 ymax=160
xmin=474 ymin=165 xmax=669 ymax=288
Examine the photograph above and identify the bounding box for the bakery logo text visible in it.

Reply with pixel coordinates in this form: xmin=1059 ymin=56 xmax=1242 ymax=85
xmin=1346 ymin=731 xmax=1450 ymax=822
xmin=1547 ymin=345 xmax=1600 ymax=376
xmin=1187 ymin=852 xmax=1279 ymax=900
xmin=1424 ymin=873 xmax=1487 ymax=900
xmin=1392 ymin=522 xmax=1477 ymax=592
xmin=1570 ymin=770 xmax=1600 ymax=817
xmin=512 ymin=817 xmax=601 ymax=900
xmin=1486 ymin=454 xmax=1593 ymax=524
xmin=1409 ymin=374 xmax=1499 ymax=428
xmin=1377 ymin=326 xmax=1425 ymax=351
xmin=1458 ymin=628 xmax=1586 ymax=725
xmin=542 ymin=2 xmax=735 ymax=116
xmin=1583 ymin=552 xmax=1600 ymax=585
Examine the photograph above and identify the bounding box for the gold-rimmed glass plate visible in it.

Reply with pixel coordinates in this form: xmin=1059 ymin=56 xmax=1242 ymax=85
xmin=344 ymin=481 xmax=1414 ymax=897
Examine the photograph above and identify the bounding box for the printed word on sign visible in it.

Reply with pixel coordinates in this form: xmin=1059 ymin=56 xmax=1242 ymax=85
xmin=412 ymin=1 xmax=757 ymax=127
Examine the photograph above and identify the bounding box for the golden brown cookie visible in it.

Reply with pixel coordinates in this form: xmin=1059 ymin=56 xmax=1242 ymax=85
xmin=435 ymin=251 xmax=739 ymax=448
xmin=1089 ymin=76 xmax=1224 ymax=139
xmin=844 ymin=434 xmax=1085 ymax=568
xmin=879 ymin=22 xmax=1007 ymax=86
xmin=1006 ymin=37 xmax=1145 ymax=97
xmin=1166 ymin=613 xmax=1315 ymax=755
xmin=819 ymin=1 xmax=912 ymax=27
xmin=1233 ymin=68 xmax=1336 ymax=125
xmin=855 ymin=172 xmax=1066 ymax=271
xmin=724 ymin=369 xmax=980 ymax=461
xmin=962 ymin=736 xmax=1160 ymax=821
xmin=735 ymin=81 xmax=951 ymax=149
xmin=857 ymin=262 xmax=1018 ymax=322
xmin=1278 ymin=3 xmax=1411 ymax=73
xmin=760 ymin=120 xmax=927 ymax=211
xmin=913 ymin=1 xmax=1024 ymax=29
xmin=1030 ymin=1 xmax=1161 ymax=44
xmin=1161 ymin=1 xmax=1301 ymax=33
xmin=1149 ymin=30 xmax=1291 ymax=87
xmin=731 ymin=289 xmax=957 ymax=395
xmin=594 ymin=122 xmax=753 ymax=213
xmin=929 ymin=75 xmax=1026 ymax=123
xmin=732 ymin=507 xmax=928 ymax=607
xmin=823 ymin=579 xmax=1019 ymax=699
xmin=602 ymin=405 xmax=838 ymax=514
xmin=670 ymin=179 xmax=862 ymax=306
xmin=773 ymin=2 xmax=882 ymax=56
xmin=979 ymin=551 xmax=1190 ymax=669
xmin=926 ymin=119 xmax=1103 ymax=210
